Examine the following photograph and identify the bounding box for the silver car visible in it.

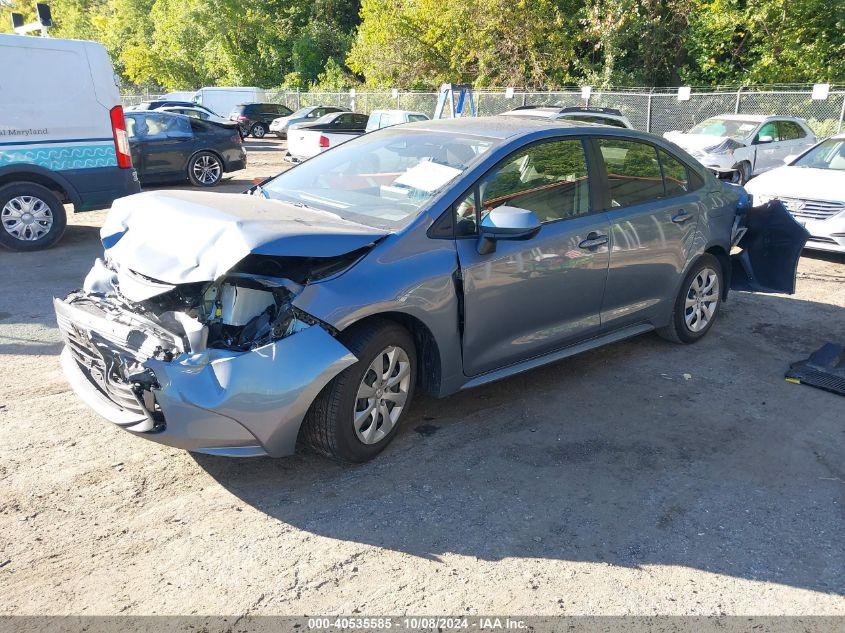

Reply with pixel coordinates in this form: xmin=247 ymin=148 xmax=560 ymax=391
xmin=664 ymin=115 xmax=817 ymax=184
xmin=55 ymin=117 xmax=807 ymax=462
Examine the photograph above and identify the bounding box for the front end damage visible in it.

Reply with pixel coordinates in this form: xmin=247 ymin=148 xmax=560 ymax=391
xmin=55 ymin=260 xmax=359 ymax=457
xmin=55 ymin=260 xmax=359 ymax=456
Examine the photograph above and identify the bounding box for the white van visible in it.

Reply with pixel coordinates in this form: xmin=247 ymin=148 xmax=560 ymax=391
xmin=192 ymin=87 xmax=267 ymax=118
xmin=0 ymin=34 xmax=140 ymax=251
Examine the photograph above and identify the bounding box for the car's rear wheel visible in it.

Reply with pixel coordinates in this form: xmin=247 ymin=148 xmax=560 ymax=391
xmin=187 ymin=152 xmax=223 ymax=187
xmin=0 ymin=182 xmax=67 ymax=251
xmin=300 ymin=318 xmax=417 ymax=463
xmin=251 ymin=123 xmax=267 ymax=139
xmin=658 ymin=254 xmax=723 ymax=344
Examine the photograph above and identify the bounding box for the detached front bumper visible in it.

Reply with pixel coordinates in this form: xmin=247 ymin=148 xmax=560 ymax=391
xmin=55 ymin=296 xmax=356 ymax=457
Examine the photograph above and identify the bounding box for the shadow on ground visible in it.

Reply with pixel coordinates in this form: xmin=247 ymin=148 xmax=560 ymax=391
xmin=196 ymin=291 xmax=845 ymax=597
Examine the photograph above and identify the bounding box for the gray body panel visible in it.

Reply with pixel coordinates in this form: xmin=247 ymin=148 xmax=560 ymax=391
xmin=59 ymin=116 xmax=788 ymax=457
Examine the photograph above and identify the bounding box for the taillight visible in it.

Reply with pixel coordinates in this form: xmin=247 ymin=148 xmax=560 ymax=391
xmin=109 ymin=105 xmax=132 ymax=169
xmin=319 ymin=135 xmax=330 ymax=148
xmin=237 ymin=115 xmax=249 ymax=122
xmin=232 ymin=133 xmax=243 ymax=144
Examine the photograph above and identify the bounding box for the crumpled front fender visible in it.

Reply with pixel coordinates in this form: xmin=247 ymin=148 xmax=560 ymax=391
xmin=146 ymin=324 xmax=357 ymax=457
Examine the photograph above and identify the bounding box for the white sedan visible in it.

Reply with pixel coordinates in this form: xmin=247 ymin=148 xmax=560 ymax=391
xmin=664 ymin=115 xmax=816 ymax=184
xmin=745 ymin=134 xmax=845 ymax=253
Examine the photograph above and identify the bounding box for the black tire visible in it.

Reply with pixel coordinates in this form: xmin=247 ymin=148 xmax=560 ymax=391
xmin=300 ymin=318 xmax=417 ymax=463
xmin=187 ymin=151 xmax=223 ymax=187
xmin=251 ymin=123 xmax=267 ymax=139
xmin=0 ymin=182 xmax=67 ymax=252
xmin=658 ymin=254 xmax=724 ymax=344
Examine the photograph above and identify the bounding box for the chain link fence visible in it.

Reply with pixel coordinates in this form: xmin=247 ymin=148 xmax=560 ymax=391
xmin=123 ymin=86 xmax=845 ymax=137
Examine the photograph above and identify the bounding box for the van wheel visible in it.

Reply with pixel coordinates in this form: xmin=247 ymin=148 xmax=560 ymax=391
xmin=188 ymin=152 xmax=223 ymax=187
xmin=300 ymin=319 xmax=417 ymax=463
xmin=0 ymin=183 xmax=67 ymax=252
xmin=658 ymin=254 xmax=723 ymax=344
xmin=251 ymin=123 xmax=267 ymax=139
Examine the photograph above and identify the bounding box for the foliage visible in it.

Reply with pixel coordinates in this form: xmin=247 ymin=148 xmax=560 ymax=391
xmin=1 ymin=0 xmax=842 ymax=89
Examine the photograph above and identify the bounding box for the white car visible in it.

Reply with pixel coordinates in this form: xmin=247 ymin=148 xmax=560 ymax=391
xmin=745 ymin=134 xmax=845 ymax=253
xmin=286 ymin=112 xmax=369 ymax=161
xmin=365 ymin=109 xmax=430 ymax=132
xmin=664 ymin=115 xmax=816 ymax=184
xmin=501 ymin=106 xmax=634 ymax=129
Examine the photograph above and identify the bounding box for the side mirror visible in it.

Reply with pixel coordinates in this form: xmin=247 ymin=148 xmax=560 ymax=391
xmin=783 ymin=154 xmax=798 ymax=165
xmin=755 ymin=135 xmax=774 ymax=144
xmin=477 ymin=206 xmax=541 ymax=255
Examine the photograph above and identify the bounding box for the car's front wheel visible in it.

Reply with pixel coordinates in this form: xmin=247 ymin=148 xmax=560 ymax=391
xmin=0 ymin=182 xmax=67 ymax=251
xmin=301 ymin=319 xmax=417 ymax=462
xmin=187 ymin=152 xmax=223 ymax=187
xmin=658 ymin=254 xmax=723 ymax=344
xmin=251 ymin=123 xmax=267 ymax=139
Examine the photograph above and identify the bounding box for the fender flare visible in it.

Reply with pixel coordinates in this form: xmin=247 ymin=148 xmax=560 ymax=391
xmin=0 ymin=164 xmax=82 ymax=207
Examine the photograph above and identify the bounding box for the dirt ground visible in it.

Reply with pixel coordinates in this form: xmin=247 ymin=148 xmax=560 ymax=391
xmin=1 ymin=138 xmax=844 ymax=616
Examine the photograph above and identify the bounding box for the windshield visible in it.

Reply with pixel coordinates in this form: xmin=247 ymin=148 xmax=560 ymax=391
xmin=262 ymin=128 xmax=495 ymax=228
xmin=688 ymin=118 xmax=758 ymax=140
xmin=793 ymin=138 xmax=845 ymax=170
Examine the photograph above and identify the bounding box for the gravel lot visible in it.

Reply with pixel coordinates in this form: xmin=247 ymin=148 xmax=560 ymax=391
xmin=1 ymin=138 xmax=844 ymax=616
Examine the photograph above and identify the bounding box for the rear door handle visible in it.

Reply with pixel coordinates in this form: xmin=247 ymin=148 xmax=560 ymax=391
xmin=672 ymin=211 xmax=693 ymax=224
xmin=578 ymin=233 xmax=609 ymax=249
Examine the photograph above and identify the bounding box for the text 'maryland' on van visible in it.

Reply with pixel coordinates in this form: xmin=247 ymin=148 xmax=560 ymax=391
xmin=0 ymin=34 xmax=140 ymax=251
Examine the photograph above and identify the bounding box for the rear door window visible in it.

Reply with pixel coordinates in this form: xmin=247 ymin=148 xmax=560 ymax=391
xmin=163 ymin=116 xmax=193 ymax=139
xmin=657 ymin=148 xmax=690 ymax=197
xmin=778 ymin=120 xmax=805 ymax=140
xmin=143 ymin=114 xmax=169 ymax=139
xmin=596 ymin=138 xmax=664 ymax=207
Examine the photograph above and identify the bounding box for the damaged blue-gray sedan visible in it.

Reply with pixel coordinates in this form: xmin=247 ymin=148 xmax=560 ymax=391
xmin=55 ymin=117 xmax=807 ymax=462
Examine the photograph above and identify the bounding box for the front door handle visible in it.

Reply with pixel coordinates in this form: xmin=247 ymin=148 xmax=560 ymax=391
xmin=672 ymin=211 xmax=693 ymax=224
xmin=578 ymin=233 xmax=609 ymax=249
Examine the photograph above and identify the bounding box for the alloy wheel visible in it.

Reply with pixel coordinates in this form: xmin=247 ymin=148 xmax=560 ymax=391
xmin=684 ymin=267 xmax=720 ymax=332
xmin=1 ymin=195 xmax=54 ymax=241
xmin=191 ymin=154 xmax=222 ymax=185
xmin=352 ymin=346 xmax=411 ymax=445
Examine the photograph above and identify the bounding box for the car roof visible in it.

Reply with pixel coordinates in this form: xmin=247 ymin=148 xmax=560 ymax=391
xmin=707 ymin=113 xmax=805 ymax=123
xmin=372 ymin=109 xmax=427 ymax=115
xmin=402 ymin=115 xmax=607 ymax=139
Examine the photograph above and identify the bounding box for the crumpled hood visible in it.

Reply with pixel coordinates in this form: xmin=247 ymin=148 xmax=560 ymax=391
xmin=664 ymin=132 xmax=739 ymax=153
xmin=101 ymin=190 xmax=388 ymax=285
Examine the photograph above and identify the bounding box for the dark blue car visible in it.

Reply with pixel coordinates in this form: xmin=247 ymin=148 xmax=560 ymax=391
xmin=125 ymin=112 xmax=246 ymax=187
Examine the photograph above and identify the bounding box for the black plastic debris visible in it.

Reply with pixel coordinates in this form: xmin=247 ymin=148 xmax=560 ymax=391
xmin=786 ymin=343 xmax=845 ymax=397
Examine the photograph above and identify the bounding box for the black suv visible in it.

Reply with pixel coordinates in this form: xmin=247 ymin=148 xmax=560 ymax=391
xmin=229 ymin=103 xmax=294 ymax=138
